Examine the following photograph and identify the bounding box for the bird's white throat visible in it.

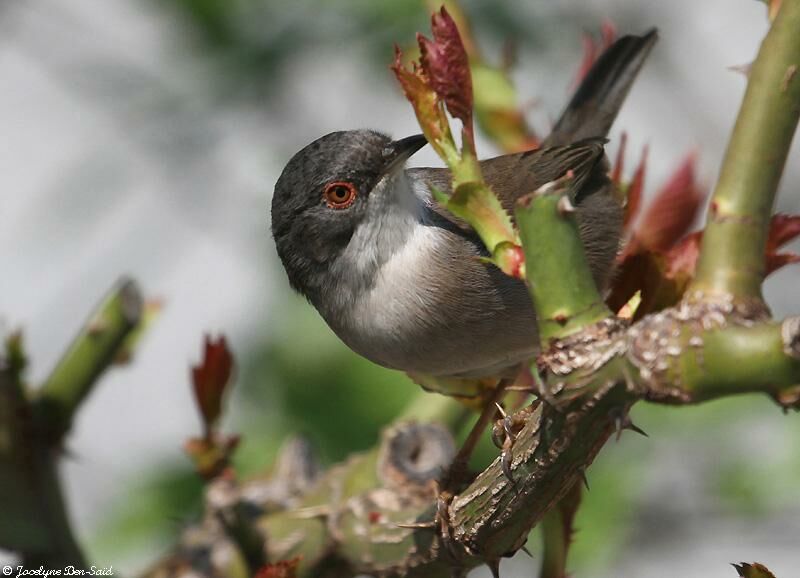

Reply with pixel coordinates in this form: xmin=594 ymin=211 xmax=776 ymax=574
xmin=319 ymin=170 xmax=444 ymax=355
xmin=327 ymin=169 xmax=433 ymax=292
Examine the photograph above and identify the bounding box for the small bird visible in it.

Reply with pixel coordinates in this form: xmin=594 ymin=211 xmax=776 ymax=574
xmin=271 ymin=30 xmax=657 ymax=382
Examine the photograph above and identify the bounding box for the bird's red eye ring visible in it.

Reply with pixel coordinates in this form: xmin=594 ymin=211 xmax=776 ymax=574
xmin=323 ymin=181 xmax=357 ymax=209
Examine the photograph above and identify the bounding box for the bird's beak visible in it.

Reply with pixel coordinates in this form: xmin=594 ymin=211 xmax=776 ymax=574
xmin=380 ymin=134 xmax=427 ymax=178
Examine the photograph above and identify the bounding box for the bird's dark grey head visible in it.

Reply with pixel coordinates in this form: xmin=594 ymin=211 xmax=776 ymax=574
xmin=271 ymin=129 xmax=427 ymax=301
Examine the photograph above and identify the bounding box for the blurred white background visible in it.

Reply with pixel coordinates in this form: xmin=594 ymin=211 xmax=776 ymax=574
xmin=1 ymin=0 xmax=799 ymax=576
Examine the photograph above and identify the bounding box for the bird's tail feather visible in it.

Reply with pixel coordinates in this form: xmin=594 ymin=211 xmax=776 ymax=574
xmin=544 ymin=28 xmax=658 ymax=147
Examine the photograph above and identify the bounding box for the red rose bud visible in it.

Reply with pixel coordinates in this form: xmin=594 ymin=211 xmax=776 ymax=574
xmin=765 ymin=214 xmax=800 ymax=274
xmin=627 ymin=153 xmax=705 ymax=255
xmin=191 ymin=334 xmax=234 ymax=434
xmin=623 ymin=144 xmax=648 ymax=230
xmin=419 ymin=7 xmax=473 ymax=127
xmin=391 ymin=46 xmax=452 ymax=156
xmin=255 ymin=558 xmax=301 ymax=578
xmin=611 ymin=131 xmax=628 ymax=185
xmin=640 ymin=153 xmax=704 ymax=251
xmin=608 ymin=153 xmax=706 ymax=316
xmin=601 ymin=20 xmax=618 ymax=47
xmin=732 ymin=562 xmax=777 ymax=578
xmin=663 ymin=214 xmax=800 ymax=280
xmin=664 ymin=231 xmax=702 ymax=280
xmin=766 ymin=213 xmax=800 ymax=252
xmin=184 ymin=433 xmax=240 ymax=480
xmin=392 ymin=46 xmax=427 ymax=104
xmin=574 ymin=21 xmax=618 ymax=86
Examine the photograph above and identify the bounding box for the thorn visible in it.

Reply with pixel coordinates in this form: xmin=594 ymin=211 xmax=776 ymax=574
xmin=623 ymin=420 xmax=649 ymax=438
xmin=611 ymin=409 xmax=648 ymax=441
xmin=534 ymin=179 xmax=559 ymax=195
xmin=505 ymin=384 xmax=536 ymax=392
xmin=396 ymin=521 xmax=436 ymax=530
xmin=612 ymin=409 xmax=648 ymax=440
xmin=782 ymin=64 xmax=798 ymax=93
xmin=87 ymin=319 xmax=109 ymax=336
xmin=578 ymin=467 xmax=590 ymax=491
xmin=521 ymin=545 xmax=534 ymax=558
xmin=291 ymin=505 xmax=330 ymax=519
xmin=486 ymin=559 xmax=501 ymax=578
xmin=494 ymin=402 xmax=507 ymax=417
xmin=728 ymin=62 xmax=752 ymax=77
xmin=557 ymin=195 xmax=576 ymax=215
xmin=621 ymin=366 xmax=636 ymax=391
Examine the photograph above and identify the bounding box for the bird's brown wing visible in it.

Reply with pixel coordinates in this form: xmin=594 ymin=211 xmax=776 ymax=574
xmin=480 ymin=137 xmax=607 ymax=210
xmin=408 ymin=138 xmax=606 ymax=231
xmin=409 ymin=28 xmax=658 ymax=230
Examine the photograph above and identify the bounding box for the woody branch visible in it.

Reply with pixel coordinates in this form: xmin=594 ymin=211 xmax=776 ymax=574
xmin=144 ymin=2 xmax=800 ymax=577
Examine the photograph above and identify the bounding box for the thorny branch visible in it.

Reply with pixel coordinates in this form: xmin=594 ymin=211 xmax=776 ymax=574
xmin=0 ymin=278 xmax=143 ymax=567
xmin=142 ymin=2 xmax=800 ymax=577
xmin=2 ymin=2 xmax=799 ymax=578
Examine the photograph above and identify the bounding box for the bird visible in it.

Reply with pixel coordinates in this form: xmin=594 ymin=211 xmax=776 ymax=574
xmin=271 ymin=30 xmax=657 ymax=383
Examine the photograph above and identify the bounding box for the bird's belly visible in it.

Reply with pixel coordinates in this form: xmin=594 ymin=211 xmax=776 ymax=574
xmin=342 ymin=293 xmax=539 ymax=378
xmin=333 ymin=228 xmax=540 ymax=378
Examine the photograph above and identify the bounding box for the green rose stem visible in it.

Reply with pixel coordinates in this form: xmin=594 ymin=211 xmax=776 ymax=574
xmin=516 ymin=182 xmax=613 ymax=343
xmin=35 ymin=278 xmax=142 ymax=443
xmin=1 ymin=278 xmax=142 ymax=568
xmin=691 ymin=0 xmax=800 ymax=300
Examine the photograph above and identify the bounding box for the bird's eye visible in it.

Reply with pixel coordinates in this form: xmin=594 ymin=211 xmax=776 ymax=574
xmin=323 ymin=181 xmax=357 ymax=209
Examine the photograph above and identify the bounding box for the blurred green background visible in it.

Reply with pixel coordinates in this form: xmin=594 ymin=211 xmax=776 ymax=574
xmin=3 ymin=0 xmax=800 ymax=576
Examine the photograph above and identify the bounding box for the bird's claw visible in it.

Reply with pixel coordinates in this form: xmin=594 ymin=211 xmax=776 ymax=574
xmin=491 ymin=404 xmax=536 ymax=483
xmin=434 ymin=483 xmax=462 ymax=560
